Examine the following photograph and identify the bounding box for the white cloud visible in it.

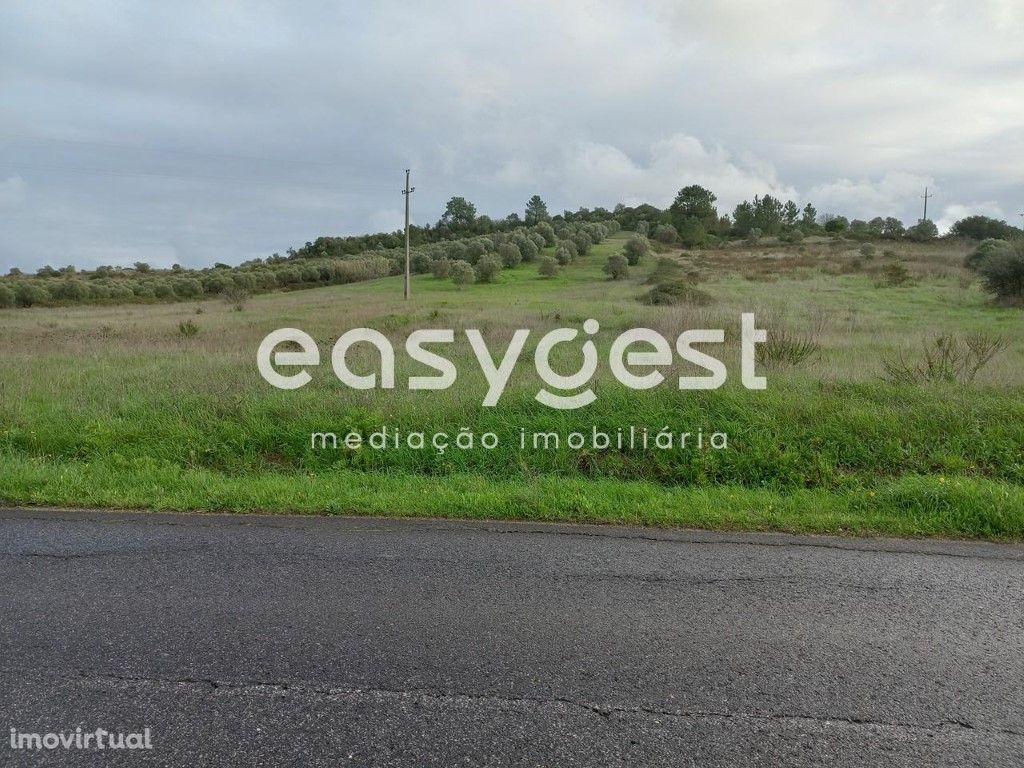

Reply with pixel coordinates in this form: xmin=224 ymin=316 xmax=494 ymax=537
xmin=0 ymin=176 xmax=26 ymax=206
xmin=0 ymin=1 xmax=1021 ymax=270
xmin=556 ymin=133 xmax=797 ymax=213
xmin=808 ymin=172 xmax=934 ymax=221
xmin=936 ymin=202 xmax=1007 ymax=235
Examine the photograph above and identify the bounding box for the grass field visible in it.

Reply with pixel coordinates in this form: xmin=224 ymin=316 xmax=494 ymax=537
xmin=2 ymin=234 xmax=1023 ymax=538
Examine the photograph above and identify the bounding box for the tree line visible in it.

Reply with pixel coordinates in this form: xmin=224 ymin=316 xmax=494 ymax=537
xmin=1 ymin=188 xmax=1020 ymax=308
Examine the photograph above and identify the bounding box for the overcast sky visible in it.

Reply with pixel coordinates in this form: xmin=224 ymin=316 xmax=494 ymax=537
xmin=1 ymin=1 xmax=1022 ymax=272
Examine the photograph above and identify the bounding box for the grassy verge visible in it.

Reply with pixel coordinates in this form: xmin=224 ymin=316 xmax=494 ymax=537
xmin=2 ymin=454 xmax=1023 ymax=539
xmin=2 ymin=236 xmax=1023 ymax=539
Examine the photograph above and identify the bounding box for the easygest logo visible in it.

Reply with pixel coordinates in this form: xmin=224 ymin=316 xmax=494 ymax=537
xmin=257 ymin=313 xmax=766 ymax=410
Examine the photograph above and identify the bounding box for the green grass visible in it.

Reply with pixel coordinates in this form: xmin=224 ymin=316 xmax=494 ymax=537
xmin=2 ymin=235 xmax=1023 ymax=538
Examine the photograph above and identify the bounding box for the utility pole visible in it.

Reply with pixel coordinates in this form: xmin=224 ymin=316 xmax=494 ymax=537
xmin=402 ymin=169 xmax=415 ymax=301
xmin=921 ymin=187 xmax=933 ymax=221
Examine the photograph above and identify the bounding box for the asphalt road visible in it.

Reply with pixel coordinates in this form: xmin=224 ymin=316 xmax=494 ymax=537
xmin=1 ymin=508 xmax=1022 ymax=767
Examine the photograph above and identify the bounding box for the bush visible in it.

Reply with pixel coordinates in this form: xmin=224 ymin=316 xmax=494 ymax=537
xmin=48 ymin=279 xmax=90 ymax=302
xmin=463 ymin=241 xmax=487 ymax=263
xmin=178 ymin=320 xmax=199 ymax=338
xmin=907 ymin=219 xmax=938 ymax=242
xmin=882 ymin=333 xmax=1008 ymax=384
xmin=411 ymin=252 xmax=432 ymax=274
xmin=604 ymin=254 xmax=629 ymax=280
xmin=431 ymin=258 xmax=452 ymax=279
xmin=780 ymin=227 xmax=804 ymax=244
xmin=823 ymin=216 xmax=849 ymax=233
xmin=15 ymin=283 xmax=48 ymax=307
xmin=859 ymin=243 xmax=877 ymax=258
xmin=475 ymin=255 xmax=502 ymax=283
xmin=0 ymin=284 xmax=14 ymax=308
xmin=449 ymin=260 xmax=475 ymax=288
xmin=572 ymin=232 xmax=593 ymax=255
xmin=654 ymin=224 xmax=678 ymax=245
xmin=640 ymin=280 xmax=713 ymax=306
xmin=555 ymin=246 xmax=573 ymax=266
xmin=964 ymin=238 xmax=1011 ymax=271
xmin=951 ymin=215 xmax=1019 ymax=241
xmin=560 ymin=239 xmax=579 ymax=261
xmin=152 ymin=281 xmax=174 ymax=299
xmin=974 ymin=241 xmax=1024 ymax=300
xmin=879 ymin=263 xmax=911 ymax=287
xmin=745 ymin=227 xmax=762 ymax=245
xmin=173 ymin=278 xmax=203 ymax=298
xmin=518 ymin=238 xmax=539 ymax=263
xmin=538 ymin=256 xmax=559 ymax=278
xmin=497 ymin=242 xmax=522 ymax=268
xmin=535 ymin=222 xmax=557 ymax=247
xmin=761 ymin=328 xmax=820 ymax=369
xmin=623 ymin=235 xmax=650 ymax=266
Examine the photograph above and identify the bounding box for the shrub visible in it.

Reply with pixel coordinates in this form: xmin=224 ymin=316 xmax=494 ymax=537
xmin=411 ymin=252 xmax=432 ymax=274
xmin=497 ymin=242 xmax=522 ymax=268
xmin=463 ymin=241 xmax=487 ymax=263
xmin=974 ymin=241 xmax=1024 ymax=300
xmin=223 ymin=285 xmax=250 ymax=311
xmin=654 ymin=224 xmax=678 ymax=245
xmin=535 ymin=222 xmax=557 ymax=247
xmin=879 ymin=263 xmax=911 ymax=287
xmin=745 ymin=227 xmax=762 ymax=245
xmin=572 ymin=232 xmax=593 ymax=255
xmin=761 ymin=328 xmax=820 ymax=369
xmin=780 ymin=227 xmax=804 ymax=244
xmin=623 ymin=235 xmax=650 ymax=266
xmin=15 ymin=283 xmax=49 ymax=307
xmin=640 ymin=280 xmax=713 ymax=306
xmin=555 ymin=246 xmax=573 ymax=266
xmin=907 ymin=219 xmax=938 ymax=242
xmin=951 ymin=215 xmax=1019 ymax=241
xmin=823 ymin=216 xmax=849 ymax=233
xmin=475 ymin=255 xmax=502 ymax=283
xmin=964 ymin=238 xmax=1011 ymax=271
xmin=48 ymin=279 xmax=90 ymax=302
xmin=603 ymin=254 xmax=630 ymax=280
xmin=560 ymin=239 xmax=579 ymax=261
xmin=0 ymin=284 xmax=14 ymax=308
xmin=449 ymin=260 xmax=475 ymax=288
xmin=859 ymin=243 xmax=877 ymax=258
xmin=178 ymin=320 xmax=199 ymax=338
xmin=882 ymin=333 xmax=1007 ymax=384
xmin=132 ymin=283 xmax=156 ymax=299
xmin=152 ymin=281 xmax=174 ymax=299
xmin=431 ymin=258 xmax=452 ymax=279
xmin=518 ymin=238 xmax=539 ymax=263
xmin=538 ymin=256 xmax=559 ymax=278
xmin=173 ymin=278 xmax=202 ymax=298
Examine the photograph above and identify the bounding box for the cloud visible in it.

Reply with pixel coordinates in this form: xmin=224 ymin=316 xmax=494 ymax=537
xmin=808 ymin=172 xmax=934 ymax=221
xmin=0 ymin=1 xmax=1021 ymax=270
xmin=556 ymin=134 xmax=796 ymax=212
xmin=936 ymin=202 xmax=1008 ymax=235
xmin=0 ymin=176 xmax=26 ymax=206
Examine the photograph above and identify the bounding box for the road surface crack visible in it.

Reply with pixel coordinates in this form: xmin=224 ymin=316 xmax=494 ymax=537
xmin=4 ymin=667 xmax=1020 ymax=739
